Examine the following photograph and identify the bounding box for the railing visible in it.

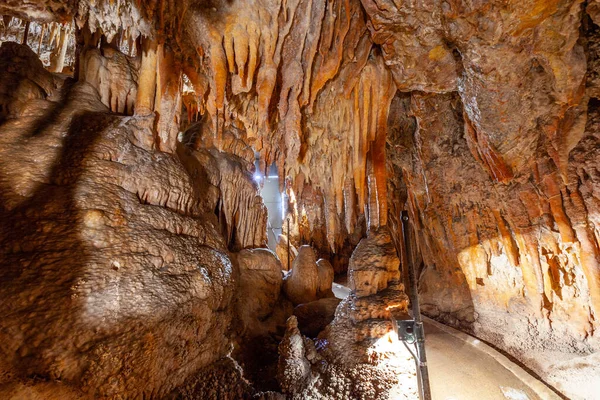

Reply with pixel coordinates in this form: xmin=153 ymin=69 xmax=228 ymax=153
xmin=392 ymin=210 xmax=432 ymax=400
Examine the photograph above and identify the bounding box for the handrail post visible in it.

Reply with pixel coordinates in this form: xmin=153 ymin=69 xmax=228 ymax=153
xmin=401 ymin=210 xmax=432 ymax=400
xmin=287 ymin=218 xmax=291 ymax=271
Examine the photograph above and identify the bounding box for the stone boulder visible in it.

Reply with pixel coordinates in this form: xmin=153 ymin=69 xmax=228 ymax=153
xmin=233 ymin=248 xmax=284 ymax=336
xmin=293 ymin=297 xmax=341 ymax=338
xmin=348 ymin=227 xmax=401 ymax=297
xmin=0 ymin=80 xmax=235 ymax=398
xmin=316 ymin=258 xmax=334 ymax=298
xmin=283 ymin=245 xmax=321 ymax=305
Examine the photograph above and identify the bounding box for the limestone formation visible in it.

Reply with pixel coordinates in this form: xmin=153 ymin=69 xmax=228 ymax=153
xmin=316 ymin=258 xmax=335 ymax=298
xmin=279 ymin=218 xmax=416 ymax=396
xmin=177 ymin=125 xmax=269 ymax=251
xmin=233 ymin=248 xmax=286 ymax=337
xmin=387 ymin=88 xmax=600 ymax=389
xmin=277 ymin=316 xmax=313 ymax=395
xmin=0 ymin=75 xmax=234 ymax=397
xmin=283 ymin=245 xmax=320 ymax=306
xmin=0 ymin=41 xmax=61 ymax=119
xmin=348 ymin=227 xmax=401 ymax=297
xmin=276 ymin=234 xmax=298 ymax=272
xmin=79 ymin=45 xmax=139 ymax=115
xmin=293 ymin=297 xmax=340 ymax=338
xmin=1 ymin=0 xmax=600 ymax=398
xmin=278 ymin=297 xmax=418 ymax=399
xmin=321 ymin=230 xmax=409 ymax=366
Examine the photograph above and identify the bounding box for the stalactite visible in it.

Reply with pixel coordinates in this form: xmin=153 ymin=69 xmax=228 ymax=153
xmin=154 ymin=43 xmax=183 ymax=153
xmin=492 ymin=210 xmax=520 ymax=267
xmin=49 ymin=23 xmax=71 ymax=73
xmin=366 ymin=160 xmax=379 ymax=230
xmin=135 ymin=36 xmax=158 ymax=115
xmin=343 ymin=177 xmax=356 ymax=234
xmin=175 ymin=0 xmax=396 ymax=252
xmin=37 ymin=23 xmax=46 ymax=55
xmin=565 ymin=188 xmax=600 ymax=317
xmin=22 ymin=21 xmax=30 ymax=45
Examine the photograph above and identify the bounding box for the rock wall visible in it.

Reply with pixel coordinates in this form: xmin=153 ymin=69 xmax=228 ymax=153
xmin=387 ymin=50 xmax=600 ymax=394
xmin=370 ymin=2 xmax=600 ymax=391
xmin=0 ymin=77 xmax=235 ymax=399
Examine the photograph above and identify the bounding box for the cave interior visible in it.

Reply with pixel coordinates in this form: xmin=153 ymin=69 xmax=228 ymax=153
xmin=0 ymin=0 xmax=600 ymax=399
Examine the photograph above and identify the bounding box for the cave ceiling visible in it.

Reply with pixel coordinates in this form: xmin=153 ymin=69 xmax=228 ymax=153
xmin=0 ymin=0 xmax=593 ymax=252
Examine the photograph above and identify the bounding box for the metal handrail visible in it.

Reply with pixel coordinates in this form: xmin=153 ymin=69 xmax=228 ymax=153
xmin=395 ymin=210 xmax=432 ymax=400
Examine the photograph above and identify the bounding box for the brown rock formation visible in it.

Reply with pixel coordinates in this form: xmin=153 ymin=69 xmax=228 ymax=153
xmin=293 ymin=297 xmax=340 ymax=338
xmin=283 ymin=245 xmax=320 ymax=306
xmin=316 ymin=258 xmax=335 ymax=298
xmin=0 ymin=77 xmax=234 ymax=397
xmin=277 ymin=233 xmax=417 ymax=399
xmin=233 ymin=248 xmax=285 ymax=337
xmin=348 ymin=227 xmax=401 ymax=297
xmin=320 ymin=230 xmax=409 ymax=366
xmin=1 ymin=0 xmax=600 ymax=397
xmin=0 ymin=41 xmax=61 ymax=119
xmin=276 ymin=234 xmax=297 ymax=272
xmin=387 ymin=83 xmax=600 ymax=390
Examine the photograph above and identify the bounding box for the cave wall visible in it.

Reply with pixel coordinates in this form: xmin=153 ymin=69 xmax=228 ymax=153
xmin=0 ymin=40 xmax=277 ymax=397
xmin=382 ymin=2 xmax=600 ymax=380
xmin=0 ymin=68 xmax=235 ymax=397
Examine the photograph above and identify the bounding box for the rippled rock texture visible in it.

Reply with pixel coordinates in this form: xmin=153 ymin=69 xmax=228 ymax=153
xmin=277 ymin=231 xmax=417 ymax=400
xmin=387 ymin=70 xmax=600 ymax=396
xmin=0 ymin=43 xmax=270 ymax=397
xmin=0 ymin=81 xmax=235 ymax=397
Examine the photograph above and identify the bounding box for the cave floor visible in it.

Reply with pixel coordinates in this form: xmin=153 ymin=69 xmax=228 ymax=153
xmin=423 ymin=320 xmax=546 ymax=400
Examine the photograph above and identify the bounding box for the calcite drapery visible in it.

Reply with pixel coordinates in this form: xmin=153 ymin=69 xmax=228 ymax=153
xmin=184 ymin=0 xmax=396 ymax=252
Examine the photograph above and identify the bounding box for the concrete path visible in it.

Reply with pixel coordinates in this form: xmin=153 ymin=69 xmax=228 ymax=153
xmin=423 ymin=319 xmax=558 ymax=400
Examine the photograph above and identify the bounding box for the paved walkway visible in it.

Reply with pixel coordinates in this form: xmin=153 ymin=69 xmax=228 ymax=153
xmin=423 ymin=319 xmax=557 ymax=400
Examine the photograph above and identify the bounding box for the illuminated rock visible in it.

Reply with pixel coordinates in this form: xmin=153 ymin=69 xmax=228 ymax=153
xmin=0 ymin=80 xmax=234 ymax=398
xmin=283 ymin=245 xmax=319 ymax=306
xmin=276 ymin=234 xmax=298 ymax=272
xmin=316 ymin=258 xmax=334 ymax=299
xmin=348 ymin=227 xmax=401 ymax=298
